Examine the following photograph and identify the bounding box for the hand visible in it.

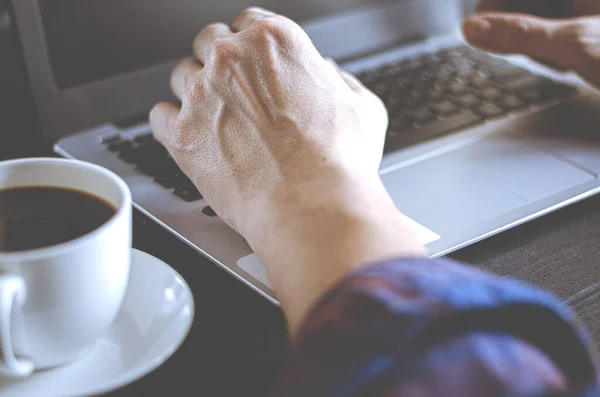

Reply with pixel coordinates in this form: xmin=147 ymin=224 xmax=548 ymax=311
xmin=150 ymin=8 xmax=425 ymax=333
xmin=463 ymin=0 xmax=600 ymax=88
xmin=151 ymin=7 xmax=387 ymax=234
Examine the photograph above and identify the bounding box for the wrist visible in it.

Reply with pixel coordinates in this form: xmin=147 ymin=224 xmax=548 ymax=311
xmin=241 ymin=163 xmax=406 ymax=248
xmin=241 ymin=164 xmax=426 ymax=333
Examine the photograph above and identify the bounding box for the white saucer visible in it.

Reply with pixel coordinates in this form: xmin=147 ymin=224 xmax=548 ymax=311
xmin=0 ymin=249 xmax=195 ymax=397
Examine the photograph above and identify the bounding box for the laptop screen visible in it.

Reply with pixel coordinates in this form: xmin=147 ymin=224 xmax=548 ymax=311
xmin=38 ymin=0 xmax=389 ymax=90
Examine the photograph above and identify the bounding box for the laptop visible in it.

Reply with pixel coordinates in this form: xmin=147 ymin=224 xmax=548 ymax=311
xmin=13 ymin=0 xmax=600 ymax=303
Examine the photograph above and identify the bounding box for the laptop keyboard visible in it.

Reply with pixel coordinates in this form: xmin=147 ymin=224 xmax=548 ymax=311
xmin=101 ymin=133 xmax=204 ymax=203
xmin=357 ymin=45 xmax=576 ymax=150
xmin=102 ymin=45 xmax=576 ymax=203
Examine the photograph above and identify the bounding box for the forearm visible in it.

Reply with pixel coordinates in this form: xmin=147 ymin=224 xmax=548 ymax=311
xmin=272 ymin=258 xmax=600 ymax=396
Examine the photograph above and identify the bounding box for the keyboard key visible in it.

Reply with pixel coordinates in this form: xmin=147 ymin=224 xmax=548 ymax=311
xmin=469 ymin=74 xmax=493 ymax=89
xmin=503 ymin=75 xmax=548 ymax=92
xmin=388 ymin=116 xmax=414 ymax=137
xmin=408 ymin=85 xmax=429 ymax=100
xmin=452 ymin=57 xmax=475 ymax=74
xmin=371 ymin=83 xmax=389 ymax=98
xmin=463 ymin=49 xmax=494 ymax=63
xmin=498 ymin=96 xmax=526 ymax=111
xmin=516 ymin=81 xmax=575 ymax=104
xmin=120 ymin=144 xmax=168 ymax=164
xmin=386 ymin=111 xmax=482 ymax=151
xmin=449 ymin=81 xmax=469 ymax=95
xmin=477 ymin=87 xmax=503 ymax=101
xmin=173 ymin=173 xmax=195 ymax=188
xmin=99 ymin=135 xmax=121 ymax=144
xmin=155 ymin=162 xmax=182 ymax=176
xmin=475 ymin=103 xmax=506 ymax=118
xmin=395 ymin=76 xmax=412 ymax=89
xmin=134 ymin=133 xmax=156 ymax=145
xmin=137 ymin=141 xmax=167 ymax=155
xmin=154 ymin=174 xmax=180 ymax=189
xmin=357 ymin=72 xmax=377 ymax=86
xmin=377 ymin=64 xmax=401 ymax=76
xmin=458 ymin=93 xmax=480 ymax=108
xmin=487 ymin=60 xmax=522 ymax=75
xmin=403 ymin=98 xmax=424 ymax=111
xmin=384 ymin=97 xmax=403 ymax=112
xmin=430 ymin=100 xmax=459 ymax=117
xmin=202 ymin=206 xmax=217 ymax=217
xmin=107 ymin=140 xmax=133 ymax=152
xmin=419 ymin=53 xmax=442 ymax=65
xmin=491 ymin=68 xmax=530 ymax=84
xmin=426 ymin=86 xmax=446 ymax=101
xmin=118 ymin=150 xmax=139 ymax=164
xmin=435 ymin=65 xmax=456 ymax=80
xmin=540 ymin=82 xmax=577 ymax=99
xmin=174 ymin=186 xmax=202 ymax=202
xmin=419 ymin=69 xmax=437 ymax=81
xmin=408 ymin=109 xmax=437 ymax=125
xmin=518 ymin=88 xmax=544 ymax=104
xmin=136 ymin=157 xmax=178 ymax=176
xmin=455 ymin=66 xmax=474 ymax=79
xmin=436 ymin=48 xmax=455 ymax=59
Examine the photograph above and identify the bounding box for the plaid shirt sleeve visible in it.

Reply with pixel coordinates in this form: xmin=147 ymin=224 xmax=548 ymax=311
xmin=271 ymin=258 xmax=600 ymax=397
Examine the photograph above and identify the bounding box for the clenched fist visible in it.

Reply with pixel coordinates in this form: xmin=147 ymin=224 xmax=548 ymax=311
xmin=464 ymin=0 xmax=600 ymax=88
xmin=150 ymin=7 xmax=424 ymax=332
xmin=150 ymin=7 xmax=387 ymax=236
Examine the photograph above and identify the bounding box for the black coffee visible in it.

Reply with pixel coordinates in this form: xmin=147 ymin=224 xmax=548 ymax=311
xmin=0 ymin=186 xmax=116 ymax=252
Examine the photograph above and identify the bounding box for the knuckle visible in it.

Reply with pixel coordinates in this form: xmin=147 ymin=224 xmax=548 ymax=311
xmin=185 ymin=80 xmax=205 ymax=101
xmin=253 ymin=16 xmax=295 ymax=41
xmin=170 ymin=119 xmax=192 ymax=149
xmin=496 ymin=17 xmax=539 ymax=48
xmin=513 ymin=17 xmax=532 ymax=35
xmin=241 ymin=7 xmax=257 ymax=18
xmin=149 ymin=103 xmax=162 ymax=121
xmin=565 ymin=22 xmax=600 ymax=66
xmin=243 ymin=7 xmax=266 ymax=17
xmin=211 ymin=39 xmax=238 ymax=67
xmin=198 ymin=23 xmax=214 ymax=38
xmin=197 ymin=24 xmax=218 ymax=45
xmin=509 ymin=17 xmax=537 ymax=44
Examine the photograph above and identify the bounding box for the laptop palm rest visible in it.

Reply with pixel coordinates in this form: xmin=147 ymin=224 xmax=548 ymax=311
xmin=238 ymin=135 xmax=594 ymax=290
xmin=380 ymin=136 xmax=595 ymax=236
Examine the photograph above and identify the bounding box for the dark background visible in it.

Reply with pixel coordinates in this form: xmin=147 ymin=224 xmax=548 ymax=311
xmin=2 ymin=1 xmax=600 ymax=395
xmin=37 ymin=0 xmax=387 ymax=89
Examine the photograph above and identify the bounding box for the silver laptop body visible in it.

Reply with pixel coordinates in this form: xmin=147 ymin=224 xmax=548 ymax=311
xmin=13 ymin=0 xmax=600 ymax=303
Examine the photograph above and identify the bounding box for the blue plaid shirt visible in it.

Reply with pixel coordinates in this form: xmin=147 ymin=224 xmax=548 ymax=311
xmin=272 ymin=258 xmax=600 ymax=396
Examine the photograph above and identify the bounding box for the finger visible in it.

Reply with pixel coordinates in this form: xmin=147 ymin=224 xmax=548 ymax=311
xmin=339 ymin=68 xmax=386 ymax=116
xmin=326 ymin=58 xmax=384 ymax=109
xmin=149 ymin=102 xmax=180 ymax=145
xmin=462 ymin=14 xmax=572 ymax=68
xmin=324 ymin=58 xmax=367 ymax=94
xmin=193 ymin=22 xmax=234 ymax=64
xmin=170 ymin=58 xmax=202 ymax=100
xmin=339 ymin=70 xmax=369 ymax=95
xmin=232 ymin=7 xmax=277 ymax=32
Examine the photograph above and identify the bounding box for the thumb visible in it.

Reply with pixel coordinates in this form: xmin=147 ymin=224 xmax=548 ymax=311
xmin=463 ymin=13 xmax=589 ymax=70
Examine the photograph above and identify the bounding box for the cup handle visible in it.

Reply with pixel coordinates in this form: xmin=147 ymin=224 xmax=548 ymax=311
xmin=0 ymin=275 xmax=34 ymax=377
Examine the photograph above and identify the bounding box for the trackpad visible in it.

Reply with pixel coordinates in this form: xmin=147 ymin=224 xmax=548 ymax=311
xmin=380 ymin=136 xmax=594 ymax=232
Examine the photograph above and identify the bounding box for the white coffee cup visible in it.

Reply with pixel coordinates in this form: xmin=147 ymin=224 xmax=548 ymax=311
xmin=0 ymin=158 xmax=131 ymax=377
